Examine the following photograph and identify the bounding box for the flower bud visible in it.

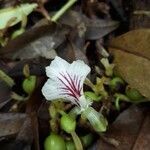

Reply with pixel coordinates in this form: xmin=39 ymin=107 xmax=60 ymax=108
xmin=22 ymin=75 xmax=36 ymax=94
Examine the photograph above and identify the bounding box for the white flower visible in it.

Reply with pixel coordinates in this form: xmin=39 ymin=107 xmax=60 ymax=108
xmin=42 ymin=56 xmax=108 ymax=132
xmin=42 ymin=56 xmax=91 ymax=111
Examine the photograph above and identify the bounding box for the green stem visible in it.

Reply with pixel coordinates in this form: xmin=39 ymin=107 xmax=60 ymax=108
xmin=0 ymin=70 xmax=15 ymax=87
xmin=69 ymin=106 xmax=81 ymax=119
xmin=11 ymin=92 xmax=28 ymax=101
xmin=51 ymin=0 xmax=77 ymax=22
xmin=71 ymin=131 xmax=83 ymax=150
xmin=115 ymin=97 xmax=120 ymax=111
xmin=21 ymin=13 xmax=27 ymax=28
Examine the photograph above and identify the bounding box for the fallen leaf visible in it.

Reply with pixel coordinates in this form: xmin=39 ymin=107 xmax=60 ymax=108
xmin=109 ymin=29 xmax=150 ymax=98
xmin=90 ymin=105 xmax=150 ymax=150
xmin=132 ymin=112 xmax=150 ymax=150
xmin=0 ymin=113 xmax=27 ymax=137
xmin=84 ymin=17 xmax=119 ymax=40
xmin=0 ymin=23 xmax=70 ymax=60
xmin=0 ymin=24 xmax=55 ymax=55
xmin=59 ymin=10 xmax=119 ymax=40
xmin=0 ymin=81 xmax=11 ymax=110
xmin=14 ymin=116 xmax=34 ymax=150
xmin=0 ymin=116 xmax=33 ymax=150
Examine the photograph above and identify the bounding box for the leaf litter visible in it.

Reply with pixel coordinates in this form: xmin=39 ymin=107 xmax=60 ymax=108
xmin=109 ymin=29 xmax=150 ymax=98
xmin=0 ymin=0 xmax=150 ymax=150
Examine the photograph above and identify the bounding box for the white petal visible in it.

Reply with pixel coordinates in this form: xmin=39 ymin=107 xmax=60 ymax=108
xmin=46 ymin=56 xmax=69 ymax=78
xmin=68 ymin=60 xmax=91 ymax=94
xmin=42 ymin=79 xmax=59 ymax=100
xmin=42 ymin=79 xmax=79 ymax=105
xmin=42 ymin=56 xmax=91 ymax=107
xmin=70 ymin=60 xmax=91 ymax=76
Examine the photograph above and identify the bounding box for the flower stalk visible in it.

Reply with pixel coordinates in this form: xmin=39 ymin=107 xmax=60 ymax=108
xmin=51 ymin=0 xmax=77 ymax=22
xmin=71 ymin=131 xmax=83 ymax=150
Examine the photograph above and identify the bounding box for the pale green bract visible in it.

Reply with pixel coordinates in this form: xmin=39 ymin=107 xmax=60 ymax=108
xmin=82 ymin=107 xmax=108 ymax=132
xmin=0 ymin=3 xmax=38 ymax=30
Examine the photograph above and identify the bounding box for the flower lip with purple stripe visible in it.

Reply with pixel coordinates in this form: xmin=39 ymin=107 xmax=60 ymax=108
xmin=41 ymin=56 xmax=108 ymax=132
xmin=42 ymin=56 xmax=91 ymax=110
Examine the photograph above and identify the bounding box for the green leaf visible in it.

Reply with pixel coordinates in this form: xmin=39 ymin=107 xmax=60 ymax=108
xmin=0 ymin=3 xmax=37 ymax=30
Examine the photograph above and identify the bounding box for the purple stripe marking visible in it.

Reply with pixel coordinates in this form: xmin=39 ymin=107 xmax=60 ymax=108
xmin=58 ymin=72 xmax=82 ymax=102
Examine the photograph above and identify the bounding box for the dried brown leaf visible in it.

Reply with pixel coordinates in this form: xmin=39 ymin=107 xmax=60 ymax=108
xmin=0 ymin=23 xmax=69 ymax=60
xmin=0 ymin=113 xmax=27 ymax=137
xmin=85 ymin=18 xmax=119 ymax=40
xmin=109 ymin=29 xmax=150 ymax=98
xmin=59 ymin=10 xmax=119 ymax=40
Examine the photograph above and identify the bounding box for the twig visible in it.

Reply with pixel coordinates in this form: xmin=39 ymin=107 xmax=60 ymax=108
xmin=51 ymin=0 xmax=77 ymax=22
xmin=99 ymin=133 xmax=120 ymax=147
xmin=133 ymin=10 xmax=150 ymax=17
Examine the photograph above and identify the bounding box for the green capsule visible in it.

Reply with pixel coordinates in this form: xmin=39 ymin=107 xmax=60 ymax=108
xmin=60 ymin=114 xmax=76 ymax=134
xmin=22 ymin=75 xmax=36 ymax=94
xmin=44 ymin=133 xmax=66 ymax=150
